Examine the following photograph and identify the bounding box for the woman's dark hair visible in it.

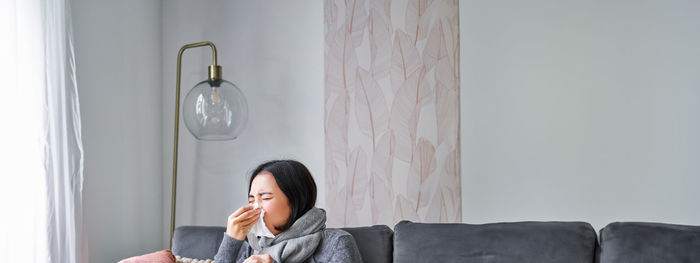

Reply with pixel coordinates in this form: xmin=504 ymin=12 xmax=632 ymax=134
xmin=249 ymin=159 xmax=317 ymax=232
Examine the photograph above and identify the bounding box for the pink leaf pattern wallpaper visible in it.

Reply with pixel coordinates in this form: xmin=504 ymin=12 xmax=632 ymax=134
xmin=324 ymin=0 xmax=460 ymax=227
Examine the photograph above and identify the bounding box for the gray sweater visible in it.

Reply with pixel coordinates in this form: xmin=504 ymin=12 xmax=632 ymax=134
xmin=214 ymin=229 xmax=363 ymax=263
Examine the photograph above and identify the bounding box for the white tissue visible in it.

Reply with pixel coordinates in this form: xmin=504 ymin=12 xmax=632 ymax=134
xmin=249 ymin=203 xmax=275 ymax=238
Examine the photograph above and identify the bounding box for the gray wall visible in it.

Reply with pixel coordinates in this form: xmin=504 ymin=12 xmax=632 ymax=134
xmin=72 ymin=0 xmax=163 ymax=262
xmin=159 ymin=0 xmax=325 ymax=248
xmin=72 ymin=0 xmax=700 ymax=260
xmin=460 ymin=0 xmax=700 ymax=231
xmin=73 ymin=0 xmax=325 ymax=259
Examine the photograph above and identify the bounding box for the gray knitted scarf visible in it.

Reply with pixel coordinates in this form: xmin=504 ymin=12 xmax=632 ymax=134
xmin=247 ymin=207 xmax=326 ymax=263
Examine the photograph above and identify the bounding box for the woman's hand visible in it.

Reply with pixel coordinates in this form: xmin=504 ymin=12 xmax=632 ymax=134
xmin=243 ymin=254 xmax=273 ymax=263
xmin=225 ymin=204 xmax=261 ymax=240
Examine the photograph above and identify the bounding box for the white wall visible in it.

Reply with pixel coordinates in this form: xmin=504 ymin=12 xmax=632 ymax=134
xmin=459 ymin=0 xmax=700 ymax=231
xmin=160 ymin=0 xmax=324 ymax=248
xmin=72 ymin=0 xmax=163 ymax=262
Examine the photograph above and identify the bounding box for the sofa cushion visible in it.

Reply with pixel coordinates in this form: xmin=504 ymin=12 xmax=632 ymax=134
xmin=393 ymin=221 xmax=597 ymax=263
xmin=599 ymin=222 xmax=700 ymax=263
xmin=118 ymin=249 xmax=176 ymax=263
xmin=173 ymin=226 xmax=226 ymax=260
xmin=341 ymin=225 xmax=393 ymax=263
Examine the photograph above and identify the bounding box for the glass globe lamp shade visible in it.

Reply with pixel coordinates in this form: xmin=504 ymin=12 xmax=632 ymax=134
xmin=182 ymin=79 xmax=248 ymax=140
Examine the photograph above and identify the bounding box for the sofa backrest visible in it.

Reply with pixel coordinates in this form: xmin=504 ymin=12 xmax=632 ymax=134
xmin=393 ymin=221 xmax=597 ymax=263
xmin=173 ymin=221 xmax=700 ymax=263
xmin=598 ymin=222 xmax=700 ymax=263
xmin=341 ymin=225 xmax=394 ymax=263
xmin=172 ymin=225 xmax=393 ymax=262
xmin=172 ymin=225 xmax=226 ymax=260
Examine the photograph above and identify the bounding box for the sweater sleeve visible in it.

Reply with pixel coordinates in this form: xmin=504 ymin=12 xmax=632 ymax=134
xmin=327 ymin=233 xmax=363 ymax=263
xmin=214 ymin=233 xmax=250 ymax=263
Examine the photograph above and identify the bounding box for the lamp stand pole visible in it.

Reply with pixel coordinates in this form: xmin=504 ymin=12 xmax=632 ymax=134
xmin=170 ymin=41 xmax=221 ymax=249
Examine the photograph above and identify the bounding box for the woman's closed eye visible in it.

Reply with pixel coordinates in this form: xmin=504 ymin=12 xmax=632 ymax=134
xmin=247 ymin=198 xmax=271 ymax=204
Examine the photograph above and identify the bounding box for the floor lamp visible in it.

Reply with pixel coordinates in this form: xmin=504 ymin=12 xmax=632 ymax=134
xmin=170 ymin=41 xmax=248 ymax=248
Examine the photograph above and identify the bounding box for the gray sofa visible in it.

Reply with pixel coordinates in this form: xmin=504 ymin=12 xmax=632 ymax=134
xmin=172 ymin=221 xmax=700 ymax=263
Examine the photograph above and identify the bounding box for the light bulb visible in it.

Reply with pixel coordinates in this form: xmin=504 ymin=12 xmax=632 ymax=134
xmin=182 ymin=79 xmax=248 ymax=140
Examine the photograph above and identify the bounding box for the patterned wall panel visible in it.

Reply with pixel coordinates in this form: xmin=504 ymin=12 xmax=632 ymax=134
xmin=324 ymin=0 xmax=460 ymax=227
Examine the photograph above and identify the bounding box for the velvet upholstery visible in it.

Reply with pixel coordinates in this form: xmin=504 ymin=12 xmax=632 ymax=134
xmin=599 ymin=222 xmax=700 ymax=263
xmin=172 ymin=221 xmax=700 ymax=263
xmin=341 ymin=225 xmax=393 ymax=263
xmin=393 ymin=221 xmax=597 ymax=263
xmin=172 ymin=226 xmax=225 ymax=260
xmin=173 ymin=225 xmax=393 ymax=263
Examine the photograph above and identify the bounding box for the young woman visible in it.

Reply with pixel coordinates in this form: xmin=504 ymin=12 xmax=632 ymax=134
xmin=214 ymin=160 xmax=362 ymax=263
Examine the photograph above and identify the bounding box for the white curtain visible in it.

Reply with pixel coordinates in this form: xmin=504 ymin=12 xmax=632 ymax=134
xmin=0 ymin=0 xmax=87 ymax=262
